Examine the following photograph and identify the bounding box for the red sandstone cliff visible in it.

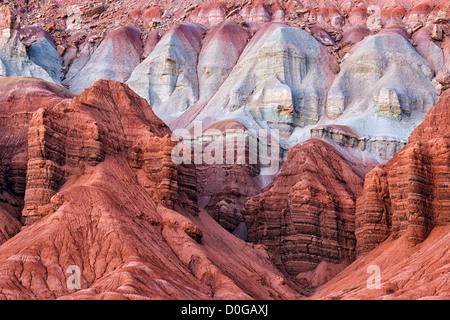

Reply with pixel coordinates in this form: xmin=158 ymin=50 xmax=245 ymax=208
xmin=311 ymin=90 xmax=450 ymax=300
xmin=0 ymin=80 xmax=301 ymax=299
xmin=355 ymin=90 xmax=450 ymax=254
xmin=0 ymin=77 xmax=73 ymax=243
xmin=0 ymin=0 xmax=448 ymax=300
xmin=242 ymin=139 xmax=366 ymax=286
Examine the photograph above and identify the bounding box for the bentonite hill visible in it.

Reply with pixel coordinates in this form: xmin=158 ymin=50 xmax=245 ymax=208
xmin=0 ymin=0 xmax=448 ymax=300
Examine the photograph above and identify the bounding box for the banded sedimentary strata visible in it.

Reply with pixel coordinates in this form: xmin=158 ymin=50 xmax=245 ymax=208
xmin=355 ymin=90 xmax=450 ymax=254
xmin=127 ymin=23 xmax=205 ymax=124
xmin=186 ymin=22 xmax=336 ymax=140
xmin=187 ymin=120 xmax=267 ymax=239
xmin=0 ymin=79 xmax=302 ymax=299
xmin=0 ymin=0 xmax=448 ymax=300
xmin=65 ymin=26 xmax=143 ymax=94
xmin=22 ymin=79 xmax=176 ymax=225
xmin=1 ymin=1 xmax=448 ymax=162
xmin=242 ymin=139 xmax=365 ymax=278
xmin=311 ymin=125 xmax=406 ymax=161
xmin=0 ymin=77 xmax=73 ymax=242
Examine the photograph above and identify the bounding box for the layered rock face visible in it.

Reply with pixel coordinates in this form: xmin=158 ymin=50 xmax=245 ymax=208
xmin=0 ymin=0 xmax=448 ymax=300
xmin=21 ymin=79 xmax=177 ymax=225
xmin=0 ymin=79 xmax=301 ymax=300
xmin=0 ymin=77 xmax=73 ymax=243
xmin=20 ymin=26 xmax=63 ymax=85
xmin=326 ymin=31 xmax=437 ymax=142
xmin=311 ymin=224 xmax=450 ymax=299
xmin=355 ymin=90 xmax=450 ymax=254
xmin=1 ymin=0 xmax=448 ymax=161
xmin=185 ymin=23 xmax=336 ymax=140
xmin=311 ymin=88 xmax=450 ymax=299
xmin=242 ymin=139 xmax=365 ymax=280
xmin=188 ymin=120 xmax=263 ymax=240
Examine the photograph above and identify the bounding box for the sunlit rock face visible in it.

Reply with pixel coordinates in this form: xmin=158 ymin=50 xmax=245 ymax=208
xmin=127 ymin=23 xmax=205 ymax=125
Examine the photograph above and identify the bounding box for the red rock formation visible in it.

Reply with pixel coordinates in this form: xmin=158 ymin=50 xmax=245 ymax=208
xmin=242 ymin=139 xmax=365 ymax=279
xmin=355 ymin=90 xmax=450 ymax=254
xmin=311 ymin=225 xmax=450 ymax=299
xmin=0 ymin=3 xmax=19 ymax=30
xmin=0 ymin=79 xmax=302 ymax=299
xmin=312 ymin=93 xmax=450 ymax=299
xmin=0 ymin=0 xmax=448 ymax=301
xmin=193 ymin=120 xmax=262 ymax=239
xmin=21 ymin=80 xmax=172 ymax=225
xmin=381 ymin=6 xmax=406 ymax=27
xmin=0 ymin=77 xmax=73 ymax=243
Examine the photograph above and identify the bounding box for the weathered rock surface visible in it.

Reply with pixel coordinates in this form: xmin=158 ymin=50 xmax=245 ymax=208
xmin=0 ymin=0 xmax=448 ymax=301
xmin=240 ymin=1 xmax=272 ymax=32
xmin=170 ymin=22 xmax=250 ymax=130
xmin=355 ymin=90 xmax=450 ymax=254
xmin=0 ymin=77 xmax=73 ymax=244
xmin=127 ymin=23 xmax=205 ymax=125
xmin=0 ymin=4 xmax=59 ymax=84
xmin=326 ymin=32 xmax=437 ymax=139
xmin=190 ymin=2 xmax=227 ymax=29
xmin=311 ymin=225 xmax=450 ymax=299
xmin=1 ymin=0 xmax=448 ymax=163
xmin=197 ymin=23 xmax=250 ymax=105
xmin=242 ymin=139 xmax=365 ymax=280
xmin=190 ymin=120 xmax=262 ymax=240
xmin=0 ymin=79 xmax=301 ymax=300
xmin=21 ymin=79 xmax=172 ymax=225
xmin=20 ymin=26 xmax=63 ymax=84
xmin=65 ymin=26 xmax=143 ymax=94
xmin=311 ymin=125 xmax=406 ymax=162
xmin=184 ymin=23 xmax=336 ymax=143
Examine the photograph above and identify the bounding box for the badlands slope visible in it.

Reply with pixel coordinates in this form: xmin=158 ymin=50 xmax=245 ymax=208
xmin=0 ymin=0 xmax=448 ymax=300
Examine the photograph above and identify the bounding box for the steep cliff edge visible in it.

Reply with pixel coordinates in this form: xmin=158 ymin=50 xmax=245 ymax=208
xmin=311 ymin=90 xmax=450 ymax=300
xmin=0 ymin=80 xmax=301 ymax=300
xmin=0 ymin=77 xmax=73 ymax=243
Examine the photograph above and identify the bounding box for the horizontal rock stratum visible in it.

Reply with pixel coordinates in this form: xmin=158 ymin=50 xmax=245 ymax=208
xmin=0 ymin=0 xmax=448 ymax=300
xmin=2 ymin=0 xmax=449 ymax=160
xmin=312 ymin=90 xmax=450 ymax=299
xmin=0 ymin=79 xmax=301 ymax=299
